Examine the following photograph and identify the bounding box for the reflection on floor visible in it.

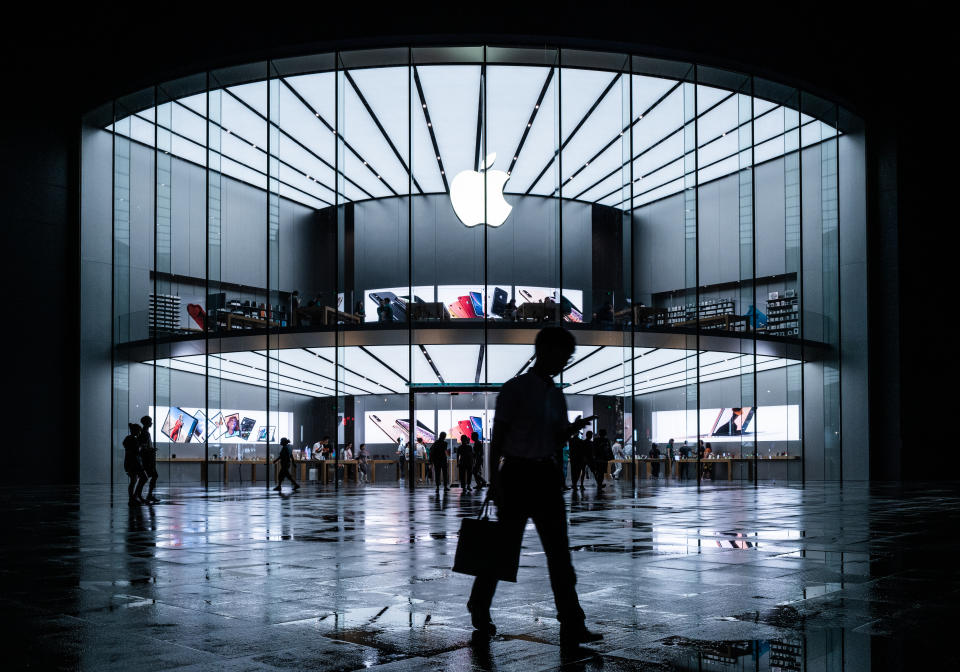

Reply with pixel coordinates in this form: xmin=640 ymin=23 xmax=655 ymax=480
xmin=1 ymin=480 xmax=957 ymax=670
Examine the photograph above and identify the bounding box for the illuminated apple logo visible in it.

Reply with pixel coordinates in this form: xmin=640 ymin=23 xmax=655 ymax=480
xmin=450 ymin=153 xmax=512 ymax=227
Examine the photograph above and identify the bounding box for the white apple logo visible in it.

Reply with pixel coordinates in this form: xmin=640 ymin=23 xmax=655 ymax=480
xmin=450 ymin=153 xmax=512 ymax=227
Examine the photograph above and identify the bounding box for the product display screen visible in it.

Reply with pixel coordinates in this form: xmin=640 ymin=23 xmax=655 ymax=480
xmin=161 ymin=407 xmax=198 ymax=443
xmin=364 ymin=411 xmax=437 ymax=444
xmin=364 ymin=286 xmax=434 ymax=323
xmin=515 ymin=286 xmax=584 ymax=323
xmin=652 ymin=405 xmax=800 ymax=443
xmin=361 ymin=285 xmax=586 ymax=321
xmin=150 ymin=407 xmax=293 ymax=444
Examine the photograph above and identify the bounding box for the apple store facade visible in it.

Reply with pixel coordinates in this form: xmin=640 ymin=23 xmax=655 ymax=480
xmin=79 ymin=46 xmax=868 ymax=485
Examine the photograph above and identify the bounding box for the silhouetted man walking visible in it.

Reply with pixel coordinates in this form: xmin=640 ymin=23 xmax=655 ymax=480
xmin=468 ymin=326 xmax=602 ymax=648
xmin=137 ymin=416 xmax=159 ymax=503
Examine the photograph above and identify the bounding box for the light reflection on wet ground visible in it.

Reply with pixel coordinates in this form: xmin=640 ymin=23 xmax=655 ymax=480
xmin=0 ymin=480 xmax=957 ymax=669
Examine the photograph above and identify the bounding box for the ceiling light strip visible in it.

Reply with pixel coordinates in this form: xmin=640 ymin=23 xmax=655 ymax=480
xmin=222 ymin=84 xmax=373 ymax=201
xmin=129 ymin=111 xmax=332 ymax=207
xmin=300 ymin=348 xmax=398 ymax=395
xmin=506 ymin=67 xmax=554 ymax=178
xmin=344 ymin=70 xmax=424 ymax=195
xmin=418 ymin=344 xmax=445 ymax=384
xmin=522 ymin=72 xmax=622 ymax=195
xmin=412 ymin=66 xmax=449 ymax=192
xmin=566 ymin=80 xmax=684 ymax=199
xmin=277 ymin=78 xmax=387 ymax=199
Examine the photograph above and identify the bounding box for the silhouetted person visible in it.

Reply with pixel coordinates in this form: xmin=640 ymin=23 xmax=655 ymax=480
xmin=591 ymin=429 xmax=612 ymax=489
xmin=457 ymin=434 xmax=475 ymax=491
xmin=377 ymin=297 xmax=394 ymax=323
xmin=137 ymin=416 xmax=159 ymax=503
xmin=430 ymin=432 xmax=449 ymax=492
xmin=273 ymin=437 xmax=300 ymax=492
xmin=471 ymin=431 xmax=487 ymax=488
xmin=124 ymin=422 xmax=146 ymax=505
xmin=648 ymin=443 xmax=661 ymax=478
xmin=678 ymin=441 xmax=692 ymax=479
xmin=358 ymin=444 xmax=370 ymax=483
xmin=468 ymin=326 xmax=601 ymax=648
xmin=596 ymin=301 xmax=614 ymax=326
xmin=581 ymin=430 xmax=595 ymax=489
xmin=396 ymin=437 xmax=407 ymax=481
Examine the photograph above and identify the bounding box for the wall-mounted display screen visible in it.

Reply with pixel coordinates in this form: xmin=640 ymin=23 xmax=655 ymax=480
xmin=364 ymin=411 xmax=437 ymax=444
xmin=437 ymin=285 xmax=484 ymax=319
xmin=515 ymin=287 xmax=584 ymax=323
xmin=652 ymin=405 xmax=800 ymax=443
xmin=364 ymin=286 xmax=434 ymax=322
xmin=149 ymin=407 xmax=293 ymax=444
xmin=364 ymin=285 xmax=584 ymax=321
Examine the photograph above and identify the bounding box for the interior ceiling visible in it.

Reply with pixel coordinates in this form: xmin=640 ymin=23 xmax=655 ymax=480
xmin=146 ymin=344 xmax=797 ymax=399
xmin=111 ymin=64 xmax=837 ymax=211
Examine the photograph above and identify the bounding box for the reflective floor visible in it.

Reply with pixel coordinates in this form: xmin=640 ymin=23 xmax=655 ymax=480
xmin=1 ymin=479 xmax=956 ymax=670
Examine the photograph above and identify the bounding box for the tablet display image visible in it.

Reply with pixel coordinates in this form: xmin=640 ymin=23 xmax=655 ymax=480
xmin=256 ymin=426 xmax=275 ymax=442
xmin=711 ymin=407 xmax=755 ymax=436
xmin=223 ymin=413 xmax=241 ymax=438
xmin=161 ymin=407 xmax=198 ymax=443
xmin=192 ymin=409 xmax=207 ymax=442
xmin=208 ymin=411 xmax=226 ymax=441
xmin=239 ymin=417 xmax=256 ymax=440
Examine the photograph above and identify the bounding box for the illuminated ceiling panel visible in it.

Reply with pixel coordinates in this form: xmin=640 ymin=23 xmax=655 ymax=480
xmin=108 ymin=59 xmax=838 ymax=211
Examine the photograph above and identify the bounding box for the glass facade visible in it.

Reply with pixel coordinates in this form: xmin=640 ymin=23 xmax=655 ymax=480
xmin=80 ymin=46 xmax=865 ymax=485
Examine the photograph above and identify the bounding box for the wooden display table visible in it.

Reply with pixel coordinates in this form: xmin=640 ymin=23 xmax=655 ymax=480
xmin=217 ymin=314 xmax=282 ymax=331
xmin=158 ymin=457 xmax=268 ymax=484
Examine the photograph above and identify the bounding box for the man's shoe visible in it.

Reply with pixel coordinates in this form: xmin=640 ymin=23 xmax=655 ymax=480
xmin=293 ymin=484 xmax=301 ymax=490
xmin=146 ymin=495 xmax=161 ymax=503
xmin=273 ymin=486 xmax=282 ymax=492
xmin=467 ymin=601 xmax=496 ymax=636
xmin=560 ymin=625 xmax=603 ymax=647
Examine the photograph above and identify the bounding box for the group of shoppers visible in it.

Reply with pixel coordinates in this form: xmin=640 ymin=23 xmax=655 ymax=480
xmin=396 ymin=432 xmax=487 ymax=493
xmin=122 ymin=416 xmax=160 ymax=505
xmin=567 ymin=428 xmax=615 ymax=490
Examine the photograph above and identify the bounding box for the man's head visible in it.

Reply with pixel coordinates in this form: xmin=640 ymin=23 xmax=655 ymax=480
xmin=460 ymin=434 xmax=470 ymax=445
xmin=586 ymin=430 xmax=594 ymax=440
xmin=438 ymin=431 xmax=447 ymax=441
xmin=323 ymin=436 xmax=330 ymax=443
xmin=280 ymin=437 xmax=289 ymax=446
xmin=417 ymin=437 xmax=424 ymax=444
xmin=129 ymin=423 xmax=141 ymax=435
xmin=598 ymin=429 xmax=607 ymax=438
xmin=471 ymin=431 xmax=479 ymax=442
xmin=140 ymin=415 xmax=152 ymax=428
xmin=533 ymin=326 xmax=576 ymax=377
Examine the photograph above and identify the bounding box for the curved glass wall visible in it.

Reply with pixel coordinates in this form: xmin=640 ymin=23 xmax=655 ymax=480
xmin=81 ymin=46 xmax=863 ymax=485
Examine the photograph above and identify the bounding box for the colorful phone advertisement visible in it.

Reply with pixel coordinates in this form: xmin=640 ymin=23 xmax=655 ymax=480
xmin=256 ymin=426 xmax=276 ymax=442
xmin=223 ymin=413 xmax=242 ymax=438
xmin=437 ymin=285 xmax=484 ymax=319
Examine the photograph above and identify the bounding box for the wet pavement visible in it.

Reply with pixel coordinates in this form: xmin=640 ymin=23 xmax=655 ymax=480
xmin=1 ymin=480 xmax=957 ymax=670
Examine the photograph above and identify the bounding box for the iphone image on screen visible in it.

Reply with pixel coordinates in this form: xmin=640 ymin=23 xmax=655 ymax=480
xmin=447 ymin=299 xmax=470 ymax=319
xmin=491 ymin=287 xmax=508 ymax=317
xmin=469 ymin=416 xmax=484 ymax=441
xmin=458 ymin=296 xmax=478 ymax=318
xmin=396 ymin=419 xmax=437 ymax=444
xmin=561 ymin=295 xmax=584 ymax=323
xmin=370 ymin=414 xmax=404 ymax=443
xmin=469 ymin=292 xmax=484 ymax=318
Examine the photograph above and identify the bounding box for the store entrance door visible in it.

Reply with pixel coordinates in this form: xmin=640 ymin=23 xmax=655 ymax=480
xmin=407 ymin=386 xmax=496 ymax=490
